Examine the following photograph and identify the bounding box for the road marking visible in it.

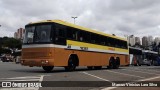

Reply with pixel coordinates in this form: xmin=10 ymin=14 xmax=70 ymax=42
xmin=138 ymin=75 xmax=160 ymax=81
xmin=101 ymin=75 xmax=160 ymax=90
xmin=122 ymin=69 xmax=160 ymax=75
xmin=80 ymin=72 xmax=111 ymax=82
xmin=132 ymin=68 xmax=160 ymax=73
xmin=1 ymin=79 xmax=40 ymax=81
xmin=0 ymin=76 xmax=41 ymax=81
xmin=101 ymin=87 xmax=117 ymax=90
xmin=39 ymin=75 xmax=44 ymax=82
xmin=104 ymin=70 xmax=145 ymax=78
xmin=81 ymin=72 xmax=116 ymax=90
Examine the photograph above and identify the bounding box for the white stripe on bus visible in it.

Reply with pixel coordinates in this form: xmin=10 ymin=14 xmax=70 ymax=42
xmin=22 ymin=44 xmax=128 ymax=55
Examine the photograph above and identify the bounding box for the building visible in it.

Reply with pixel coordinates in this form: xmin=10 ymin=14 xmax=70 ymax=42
xmin=142 ymin=36 xmax=148 ymax=47
xmin=128 ymin=35 xmax=135 ymax=46
xmin=148 ymin=36 xmax=153 ymax=46
xmin=154 ymin=37 xmax=160 ymax=46
xmin=14 ymin=32 xmax=18 ymax=39
xmin=14 ymin=28 xmax=25 ymax=40
xmin=135 ymin=37 xmax=141 ymax=45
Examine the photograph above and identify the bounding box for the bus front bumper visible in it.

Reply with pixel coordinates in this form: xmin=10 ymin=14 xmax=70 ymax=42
xmin=20 ymin=59 xmax=54 ymax=67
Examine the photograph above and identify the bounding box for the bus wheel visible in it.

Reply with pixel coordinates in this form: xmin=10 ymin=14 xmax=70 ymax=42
xmin=87 ymin=66 xmax=93 ymax=70
xmin=114 ymin=57 xmax=120 ymax=69
xmin=107 ymin=57 xmax=114 ymax=69
xmin=65 ymin=57 xmax=76 ymax=71
xmin=94 ymin=66 xmax=102 ymax=70
xmin=42 ymin=66 xmax=54 ymax=72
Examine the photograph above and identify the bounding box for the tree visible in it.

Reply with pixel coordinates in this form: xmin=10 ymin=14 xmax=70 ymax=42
xmin=2 ymin=37 xmax=22 ymax=49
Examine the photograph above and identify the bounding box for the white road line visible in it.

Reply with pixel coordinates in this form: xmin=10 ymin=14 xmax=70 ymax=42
xmin=0 ymin=77 xmax=40 ymax=79
xmin=80 ymin=72 xmax=112 ymax=82
xmin=104 ymin=70 xmax=145 ymax=78
xmin=81 ymin=72 xmax=117 ymax=90
xmin=122 ymin=69 xmax=160 ymax=75
xmin=39 ymin=75 xmax=44 ymax=82
xmin=101 ymin=87 xmax=117 ymax=90
xmin=1 ymin=79 xmax=40 ymax=81
xmin=138 ymin=75 xmax=160 ymax=81
xmin=101 ymin=74 xmax=160 ymax=90
xmin=132 ymin=68 xmax=160 ymax=73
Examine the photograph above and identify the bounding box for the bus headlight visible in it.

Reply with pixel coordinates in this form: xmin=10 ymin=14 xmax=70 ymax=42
xmin=41 ymin=60 xmax=49 ymax=64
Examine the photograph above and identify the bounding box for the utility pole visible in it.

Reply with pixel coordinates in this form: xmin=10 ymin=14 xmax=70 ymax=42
xmin=71 ymin=17 xmax=78 ymax=24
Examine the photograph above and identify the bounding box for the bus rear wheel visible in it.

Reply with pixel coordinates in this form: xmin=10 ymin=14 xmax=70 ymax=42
xmin=42 ymin=66 xmax=54 ymax=72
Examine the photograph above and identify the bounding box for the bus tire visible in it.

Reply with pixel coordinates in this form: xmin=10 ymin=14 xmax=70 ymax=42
xmin=94 ymin=66 xmax=102 ymax=70
xmin=114 ymin=57 xmax=120 ymax=69
xmin=42 ymin=66 xmax=54 ymax=72
xmin=107 ymin=57 xmax=115 ymax=69
xmin=87 ymin=66 xmax=93 ymax=70
xmin=65 ymin=56 xmax=77 ymax=71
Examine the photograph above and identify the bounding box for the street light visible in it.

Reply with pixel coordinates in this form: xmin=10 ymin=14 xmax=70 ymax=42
xmin=71 ymin=16 xmax=78 ymax=24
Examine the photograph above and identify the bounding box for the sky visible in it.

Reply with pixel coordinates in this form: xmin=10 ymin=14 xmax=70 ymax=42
xmin=0 ymin=0 xmax=160 ymax=38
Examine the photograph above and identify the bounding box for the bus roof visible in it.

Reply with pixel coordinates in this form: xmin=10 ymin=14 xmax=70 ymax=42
xmin=27 ymin=20 xmax=127 ymax=41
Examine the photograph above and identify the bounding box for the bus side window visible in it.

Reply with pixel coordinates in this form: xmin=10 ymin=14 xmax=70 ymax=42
xmin=54 ymin=24 xmax=66 ymax=45
xmin=78 ymin=31 xmax=83 ymax=41
xmin=67 ymin=27 xmax=78 ymax=41
xmin=108 ymin=37 xmax=114 ymax=47
xmin=78 ymin=31 xmax=90 ymax=42
xmin=91 ymin=33 xmax=98 ymax=44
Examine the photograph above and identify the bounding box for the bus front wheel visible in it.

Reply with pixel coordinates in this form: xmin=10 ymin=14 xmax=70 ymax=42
xmin=42 ymin=66 xmax=54 ymax=72
xmin=114 ymin=57 xmax=120 ymax=69
xmin=65 ymin=57 xmax=76 ymax=71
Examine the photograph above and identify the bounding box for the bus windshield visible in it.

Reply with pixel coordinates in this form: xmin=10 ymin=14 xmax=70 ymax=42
xmin=23 ymin=24 xmax=52 ymax=44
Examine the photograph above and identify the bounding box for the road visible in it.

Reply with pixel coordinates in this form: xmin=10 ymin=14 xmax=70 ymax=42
xmin=0 ymin=62 xmax=160 ymax=90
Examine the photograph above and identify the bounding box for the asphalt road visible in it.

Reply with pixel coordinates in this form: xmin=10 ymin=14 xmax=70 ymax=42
xmin=0 ymin=62 xmax=160 ymax=90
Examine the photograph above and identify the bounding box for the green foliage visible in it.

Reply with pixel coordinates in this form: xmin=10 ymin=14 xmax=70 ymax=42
xmin=1 ymin=37 xmax=22 ymax=49
xmin=0 ymin=48 xmax=11 ymax=54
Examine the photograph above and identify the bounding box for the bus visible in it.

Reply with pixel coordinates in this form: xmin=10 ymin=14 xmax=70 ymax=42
xmin=21 ymin=20 xmax=129 ymax=71
xmin=140 ymin=50 xmax=158 ymax=66
xmin=129 ymin=46 xmax=158 ymax=66
xmin=129 ymin=47 xmax=142 ymax=66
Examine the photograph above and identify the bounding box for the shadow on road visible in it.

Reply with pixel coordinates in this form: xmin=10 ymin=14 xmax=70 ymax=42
xmin=9 ymin=67 xmax=125 ymax=74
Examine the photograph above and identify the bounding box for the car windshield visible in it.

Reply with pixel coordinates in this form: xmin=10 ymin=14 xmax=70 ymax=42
xmin=23 ymin=24 xmax=52 ymax=44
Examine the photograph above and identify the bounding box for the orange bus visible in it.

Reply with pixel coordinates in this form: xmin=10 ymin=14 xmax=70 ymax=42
xmin=21 ymin=20 xmax=129 ymax=71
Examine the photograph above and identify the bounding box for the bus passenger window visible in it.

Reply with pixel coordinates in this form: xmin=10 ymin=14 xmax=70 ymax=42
xmin=80 ymin=37 xmax=83 ymax=41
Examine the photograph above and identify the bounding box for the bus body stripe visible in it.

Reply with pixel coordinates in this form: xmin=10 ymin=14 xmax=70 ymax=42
xmin=22 ymin=44 xmax=128 ymax=55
